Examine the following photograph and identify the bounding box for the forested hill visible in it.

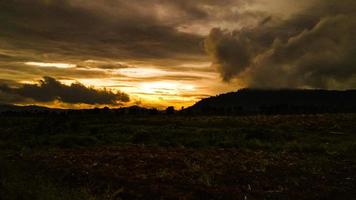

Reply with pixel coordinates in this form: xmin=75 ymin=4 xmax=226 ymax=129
xmin=184 ymin=89 xmax=356 ymax=115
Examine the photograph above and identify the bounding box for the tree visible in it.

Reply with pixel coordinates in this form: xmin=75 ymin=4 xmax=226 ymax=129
xmin=165 ymin=106 xmax=175 ymax=115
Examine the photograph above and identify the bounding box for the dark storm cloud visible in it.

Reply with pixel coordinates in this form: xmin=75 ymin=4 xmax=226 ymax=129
xmin=205 ymin=0 xmax=356 ymax=89
xmin=0 ymin=91 xmax=25 ymax=104
xmin=0 ymin=0 xmax=207 ymax=61
xmin=0 ymin=0 xmax=256 ymax=71
xmin=205 ymin=28 xmax=263 ymax=82
xmin=0 ymin=77 xmax=130 ymax=105
xmin=0 ymin=79 xmax=24 ymax=104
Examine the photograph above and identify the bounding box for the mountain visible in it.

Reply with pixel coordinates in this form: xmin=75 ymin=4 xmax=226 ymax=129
xmin=183 ymin=89 xmax=356 ymax=115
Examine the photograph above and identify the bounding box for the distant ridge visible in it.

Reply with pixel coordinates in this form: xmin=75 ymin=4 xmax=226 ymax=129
xmin=184 ymin=89 xmax=356 ymax=115
xmin=0 ymin=104 xmax=159 ymax=115
xmin=0 ymin=104 xmax=61 ymax=113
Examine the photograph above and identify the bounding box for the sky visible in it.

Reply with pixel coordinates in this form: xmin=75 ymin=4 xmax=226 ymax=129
xmin=0 ymin=0 xmax=355 ymax=109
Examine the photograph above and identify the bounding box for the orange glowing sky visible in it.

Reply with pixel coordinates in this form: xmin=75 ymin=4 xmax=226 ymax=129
xmin=1 ymin=0 xmax=355 ymax=109
xmin=17 ymin=60 xmax=240 ymax=109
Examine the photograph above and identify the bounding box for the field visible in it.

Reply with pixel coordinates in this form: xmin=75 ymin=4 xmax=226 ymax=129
xmin=1 ymin=113 xmax=356 ymax=199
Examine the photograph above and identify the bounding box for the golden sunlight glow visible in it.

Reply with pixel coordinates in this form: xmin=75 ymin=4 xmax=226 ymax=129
xmin=117 ymin=68 xmax=166 ymax=77
xmin=60 ymin=78 xmax=199 ymax=108
xmin=16 ymin=59 xmax=226 ymax=109
xmin=179 ymin=62 xmax=211 ymax=68
xmin=139 ymin=81 xmax=195 ymax=95
xmin=11 ymin=58 xmax=233 ymax=109
xmin=25 ymin=62 xmax=76 ymax=68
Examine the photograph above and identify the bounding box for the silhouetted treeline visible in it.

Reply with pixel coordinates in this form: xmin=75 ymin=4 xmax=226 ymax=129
xmin=183 ymin=89 xmax=356 ymax=115
xmin=0 ymin=105 xmax=164 ymax=117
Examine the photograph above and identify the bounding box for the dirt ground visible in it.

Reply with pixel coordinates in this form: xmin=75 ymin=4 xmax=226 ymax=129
xmin=19 ymin=146 xmax=356 ymax=200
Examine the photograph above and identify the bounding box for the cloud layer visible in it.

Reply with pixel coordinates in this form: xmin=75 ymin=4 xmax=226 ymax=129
xmin=205 ymin=0 xmax=356 ymax=89
xmin=0 ymin=77 xmax=129 ymax=105
xmin=0 ymin=0 xmax=207 ymax=61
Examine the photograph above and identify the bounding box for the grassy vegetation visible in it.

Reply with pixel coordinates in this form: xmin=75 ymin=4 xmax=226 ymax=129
xmin=1 ymin=113 xmax=356 ymax=199
xmin=1 ymin=114 xmax=356 ymax=154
